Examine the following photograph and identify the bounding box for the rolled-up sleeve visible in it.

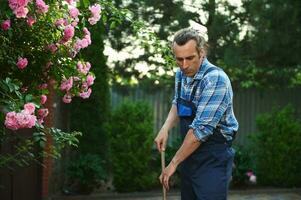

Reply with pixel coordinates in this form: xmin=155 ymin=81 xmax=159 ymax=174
xmin=189 ymin=73 xmax=230 ymax=142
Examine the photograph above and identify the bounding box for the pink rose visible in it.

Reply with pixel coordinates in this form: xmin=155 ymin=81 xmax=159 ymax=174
xmin=61 ymin=25 xmax=74 ymax=43
xmin=47 ymin=43 xmax=58 ymax=53
xmin=17 ymin=57 xmax=28 ymax=69
xmin=14 ymin=6 xmax=29 ymax=18
xmin=79 ymin=88 xmax=92 ymax=99
xmin=81 ymin=82 xmax=88 ymax=90
xmin=8 ymin=0 xmax=30 ymax=10
xmin=83 ymin=27 xmax=90 ymax=36
xmin=40 ymin=95 xmax=47 ymax=104
xmin=86 ymin=74 xmax=95 ymax=86
xmin=65 ymin=0 xmax=74 ymax=4
xmin=85 ymin=34 xmax=91 ymax=45
xmin=80 ymin=38 xmax=89 ymax=48
xmin=38 ymin=83 xmax=48 ymax=89
xmin=21 ymin=86 xmax=28 ymax=93
xmin=88 ymin=4 xmax=101 ymax=25
xmin=77 ymin=61 xmax=91 ymax=74
xmin=86 ymin=62 xmax=91 ymax=70
xmin=74 ymin=38 xmax=90 ymax=51
xmin=38 ymin=118 xmax=44 ymax=124
xmin=1 ymin=20 xmax=11 ymax=31
xmin=16 ymin=112 xmax=36 ymax=128
xmin=71 ymin=20 xmax=78 ymax=27
xmin=5 ymin=112 xmax=18 ymax=130
xmin=24 ymin=103 xmax=35 ymax=114
xmin=60 ymin=77 xmax=73 ymax=91
xmin=246 ymin=171 xmax=254 ymax=177
xmin=38 ymin=108 xmax=49 ymax=118
xmin=62 ymin=93 xmax=72 ymax=103
xmin=35 ymin=0 xmax=49 ymax=13
xmin=27 ymin=16 xmax=36 ymax=27
xmin=88 ymin=18 xmax=98 ymax=25
xmin=69 ymin=7 xmax=79 ymax=18
xmin=89 ymin=4 xmax=101 ymax=17
xmin=249 ymin=175 xmax=257 ymax=184
xmin=55 ymin=18 xmax=65 ymax=27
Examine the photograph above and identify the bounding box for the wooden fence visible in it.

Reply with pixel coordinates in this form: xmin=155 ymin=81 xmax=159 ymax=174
xmin=111 ymin=87 xmax=301 ymax=145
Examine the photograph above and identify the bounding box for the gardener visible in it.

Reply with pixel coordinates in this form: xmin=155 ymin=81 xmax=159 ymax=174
xmin=154 ymin=28 xmax=239 ymax=200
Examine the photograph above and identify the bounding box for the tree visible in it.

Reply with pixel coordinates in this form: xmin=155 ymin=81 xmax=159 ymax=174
xmin=107 ymin=0 xmax=198 ymax=88
xmin=106 ymin=0 xmax=248 ymax=89
xmin=238 ymin=0 xmax=301 ymax=87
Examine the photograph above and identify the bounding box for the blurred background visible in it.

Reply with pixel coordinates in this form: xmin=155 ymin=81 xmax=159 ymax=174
xmin=1 ymin=0 xmax=301 ymax=199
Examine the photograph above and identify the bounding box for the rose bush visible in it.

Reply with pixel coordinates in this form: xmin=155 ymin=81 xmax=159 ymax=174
xmin=0 ymin=0 xmax=174 ymax=168
xmin=0 ymin=0 xmax=104 ymax=167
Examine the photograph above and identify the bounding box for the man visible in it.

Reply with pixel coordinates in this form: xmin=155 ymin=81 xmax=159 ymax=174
xmin=154 ymin=28 xmax=239 ymax=200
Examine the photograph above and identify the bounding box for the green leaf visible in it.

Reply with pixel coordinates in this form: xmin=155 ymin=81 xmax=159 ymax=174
xmin=102 ymin=14 xmax=107 ymax=24
xmin=110 ymin=21 xmax=117 ymax=30
xmin=39 ymin=141 xmax=46 ymax=148
xmin=25 ymin=94 xmax=33 ymax=102
xmin=80 ymin=0 xmax=89 ymax=8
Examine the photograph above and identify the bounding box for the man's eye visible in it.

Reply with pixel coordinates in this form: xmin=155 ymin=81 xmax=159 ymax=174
xmin=177 ymin=58 xmax=183 ymax=62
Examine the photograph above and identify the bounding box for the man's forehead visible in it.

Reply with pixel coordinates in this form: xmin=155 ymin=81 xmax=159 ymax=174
xmin=173 ymin=44 xmax=199 ymax=58
xmin=175 ymin=53 xmax=197 ymax=59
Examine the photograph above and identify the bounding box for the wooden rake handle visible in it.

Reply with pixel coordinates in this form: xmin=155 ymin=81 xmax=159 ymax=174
xmin=161 ymin=151 xmax=167 ymax=200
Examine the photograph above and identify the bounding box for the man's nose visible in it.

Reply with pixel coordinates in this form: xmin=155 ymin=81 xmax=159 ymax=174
xmin=182 ymin=59 xmax=189 ymax=69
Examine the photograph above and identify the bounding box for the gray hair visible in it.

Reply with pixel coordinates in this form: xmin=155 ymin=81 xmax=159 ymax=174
xmin=172 ymin=28 xmax=208 ymax=53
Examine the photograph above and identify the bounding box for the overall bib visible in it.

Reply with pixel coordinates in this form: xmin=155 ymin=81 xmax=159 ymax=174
xmin=177 ymin=67 xmax=235 ymax=200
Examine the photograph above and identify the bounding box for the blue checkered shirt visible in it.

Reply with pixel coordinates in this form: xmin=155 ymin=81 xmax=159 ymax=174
xmin=172 ymin=58 xmax=239 ymax=142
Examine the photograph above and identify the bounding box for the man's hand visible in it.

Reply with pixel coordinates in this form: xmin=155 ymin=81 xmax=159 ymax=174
xmin=159 ymin=160 xmax=177 ymax=191
xmin=154 ymin=128 xmax=168 ymax=152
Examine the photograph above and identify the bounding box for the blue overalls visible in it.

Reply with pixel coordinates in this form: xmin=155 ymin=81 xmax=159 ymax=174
xmin=177 ymin=67 xmax=235 ymax=200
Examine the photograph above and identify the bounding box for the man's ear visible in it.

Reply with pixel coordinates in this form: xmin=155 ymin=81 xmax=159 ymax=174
xmin=199 ymin=48 xmax=205 ymax=58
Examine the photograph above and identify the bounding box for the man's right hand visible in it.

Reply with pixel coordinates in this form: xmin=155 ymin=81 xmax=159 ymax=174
xmin=154 ymin=128 xmax=168 ymax=152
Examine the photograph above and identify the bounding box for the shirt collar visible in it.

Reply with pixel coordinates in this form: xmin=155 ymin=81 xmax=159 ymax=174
xmin=192 ymin=57 xmax=211 ymax=80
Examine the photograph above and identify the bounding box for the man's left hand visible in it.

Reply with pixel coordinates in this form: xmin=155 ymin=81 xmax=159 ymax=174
xmin=159 ymin=160 xmax=177 ymax=191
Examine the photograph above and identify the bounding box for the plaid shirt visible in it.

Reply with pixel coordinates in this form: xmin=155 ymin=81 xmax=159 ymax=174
xmin=172 ymin=58 xmax=239 ymax=142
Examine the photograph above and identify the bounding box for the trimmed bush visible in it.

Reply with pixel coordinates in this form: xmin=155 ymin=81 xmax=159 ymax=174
xmin=66 ymin=153 xmax=107 ymax=194
xmin=109 ymin=100 xmax=157 ymax=192
xmin=252 ymin=105 xmax=301 ymax=187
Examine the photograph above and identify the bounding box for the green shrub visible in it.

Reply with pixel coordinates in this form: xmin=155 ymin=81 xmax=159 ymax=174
xmin=66 ymin=153 xmax=107 ymax=194
xmin=231 ymin=144 xmax=254 ymax=187
xmin=109 ymin=100 xmax=157 ymax=192
xmin=252 ymin=105 xmax=301 ymax=187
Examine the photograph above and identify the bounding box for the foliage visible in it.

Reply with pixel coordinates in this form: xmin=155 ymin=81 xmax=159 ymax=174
xmin=0 ymin=125 xmax=81 ymax=168
xmin=251 ymin=105 xmax=301 ymax=187
xmin=231 ymin=144 xmax=254 ymax=187
xmin=67 ymin=17 xmax=110 ymax=190
xmin=106 ymin=0 xmax=301 ymax=89
xmin=66 ymin=153 xmax=107 ymax=194
xmin=108 ymin=100 xmax=157 ymax=192
xmin=0 ymin=0 xmax=109 ymax=168
xmin=107 ymin=0 xmax=195 ymax=88
xmin=238 ymin=0 xmax=301 ymax=88
xmin=69 ymin=18 xmax=109 ymax=156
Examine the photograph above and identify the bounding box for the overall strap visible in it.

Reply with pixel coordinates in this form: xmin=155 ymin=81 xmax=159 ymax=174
xmin=190 ymin=67 xmax=217 ymax=101
xmin=203 ymin=66 xmax=220 ymax=78
xmin=189 ymin=81 xmax=200 ymax=101
xmin=177 ymin=72 xmax=182 ymax=100
xmin=177 ymin=66 xmax=220 ymax=101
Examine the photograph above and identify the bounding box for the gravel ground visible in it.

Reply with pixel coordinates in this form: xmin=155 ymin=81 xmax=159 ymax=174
xmin=53 ymin=188 xmax=301 ymax=200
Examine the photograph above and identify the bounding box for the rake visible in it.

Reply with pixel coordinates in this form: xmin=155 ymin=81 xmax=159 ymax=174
xmin=161 ymin=150 xmax=167 ymax=200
